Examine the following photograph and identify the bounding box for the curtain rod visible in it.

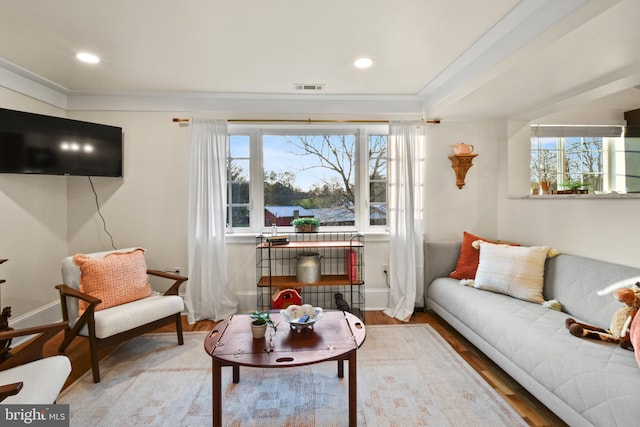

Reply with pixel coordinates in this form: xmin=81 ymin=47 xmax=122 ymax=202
xmin=172 ymin=118 xmax=440 ymax=124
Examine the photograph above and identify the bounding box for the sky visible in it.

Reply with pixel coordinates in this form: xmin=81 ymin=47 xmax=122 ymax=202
xmin=229 ymin=133 xmax=355 ymax=192
xmin=263 ymin=134 xmax=352 ymax=191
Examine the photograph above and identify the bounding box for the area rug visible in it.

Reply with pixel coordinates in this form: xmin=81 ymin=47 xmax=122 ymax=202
xmin=58 ymin=325 xmax=527 ymax=426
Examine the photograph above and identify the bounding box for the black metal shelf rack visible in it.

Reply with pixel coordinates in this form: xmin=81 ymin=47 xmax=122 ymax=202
xmin=256 ymin=231 xmax=365 ymax=321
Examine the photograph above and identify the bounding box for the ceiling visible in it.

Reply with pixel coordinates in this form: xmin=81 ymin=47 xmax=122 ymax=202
xmin=0 ymin=0 xmax=639 ymax=120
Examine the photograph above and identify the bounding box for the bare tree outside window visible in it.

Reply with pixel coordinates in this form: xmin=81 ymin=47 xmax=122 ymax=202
xmin=369 ymin=135 xmax=387 ymax=225
xmin=531 ymin=135 xmax=604 ymax=194
xmin=562 ymin=137 xmax=603 ymax=192
xmin=263 ymin=134 xmax=356 ymax=226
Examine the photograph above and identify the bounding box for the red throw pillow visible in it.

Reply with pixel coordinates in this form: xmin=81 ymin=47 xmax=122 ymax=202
xmin=74 ymin=248 xmax=153 ymax=313
xmin=449 ymin=231 xmax=519 ymax=280
xmin=449 ymin=232 xmax=488 ymax=280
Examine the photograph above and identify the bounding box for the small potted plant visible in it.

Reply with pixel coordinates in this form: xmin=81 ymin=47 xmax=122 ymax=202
xmin=250 ymin=311 xmax=280 ymax=337
xmin=557 ymin=179 xmax=589 ymax=194
xmin=291 ymin=217 xmax=320 ymax=233
xmin=250 ymin=311 xmax=271 ymax=339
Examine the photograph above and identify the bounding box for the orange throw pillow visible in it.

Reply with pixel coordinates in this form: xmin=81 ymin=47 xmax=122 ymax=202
xmin=74 ymin=248 xmax=153 ymax=313
xmin=449 ymin=231 xmax=509 ymax=280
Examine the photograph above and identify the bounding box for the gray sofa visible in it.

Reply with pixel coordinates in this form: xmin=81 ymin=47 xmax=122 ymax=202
xmin=425 ymin=241 xmax=640 ymax=427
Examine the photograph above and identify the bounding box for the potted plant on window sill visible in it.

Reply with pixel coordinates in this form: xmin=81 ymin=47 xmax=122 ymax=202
xmin=557 ymin=180 xmax=589 ymax=195
xmin=291 ymin=218 xmax=320 ymax=233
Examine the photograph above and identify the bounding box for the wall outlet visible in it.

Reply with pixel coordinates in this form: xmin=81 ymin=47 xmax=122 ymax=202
xmin=382 ymin=264 xmax=389 ymax=275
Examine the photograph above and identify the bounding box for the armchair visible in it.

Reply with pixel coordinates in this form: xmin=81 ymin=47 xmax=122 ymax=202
xmin=56 ymin=248 xmax=188 ymax=383
xmin=0 ymin=321 xmax=71 ymax=403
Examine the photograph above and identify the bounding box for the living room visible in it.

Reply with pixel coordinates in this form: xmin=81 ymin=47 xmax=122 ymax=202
xmin=1 ymin=0 xmax=640 ymax=425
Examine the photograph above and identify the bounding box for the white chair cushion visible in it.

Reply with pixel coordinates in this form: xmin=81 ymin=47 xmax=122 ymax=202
xmin=78 ymin=295 xmax=184 ymax=339
xmin=1 ymin=355 xmax=71 ymax=404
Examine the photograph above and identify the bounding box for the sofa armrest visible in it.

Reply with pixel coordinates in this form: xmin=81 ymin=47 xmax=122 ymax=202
xmin=424 ymin=241 xmax=461 ymax=302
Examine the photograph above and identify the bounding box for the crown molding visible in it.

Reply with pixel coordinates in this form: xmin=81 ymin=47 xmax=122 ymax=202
xmin=0 ymin=58 xmax=68 ymax=109
xmin=0 ymin=62 xmax=424 ymax=115
xmin=65 ymin=90 xmax=424 ymax=115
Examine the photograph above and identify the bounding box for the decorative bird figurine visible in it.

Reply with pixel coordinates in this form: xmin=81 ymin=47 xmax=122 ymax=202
xmin=334 ymin=292 xmax=351 ymax=313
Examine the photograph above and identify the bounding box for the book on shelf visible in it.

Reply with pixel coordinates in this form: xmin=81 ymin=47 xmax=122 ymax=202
xmin=266 ymin=235 xmax=289 ymax=245
xmin=346 ymin=248 xmax=360 ymax=282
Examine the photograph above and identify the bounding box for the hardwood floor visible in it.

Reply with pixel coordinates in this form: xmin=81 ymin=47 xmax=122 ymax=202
xmin=42 ymin=310 xmax=566 ymax=427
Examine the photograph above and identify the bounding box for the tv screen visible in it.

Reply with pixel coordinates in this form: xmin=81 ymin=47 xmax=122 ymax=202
xmin=0 ymin=108 xmax=123 ymax=177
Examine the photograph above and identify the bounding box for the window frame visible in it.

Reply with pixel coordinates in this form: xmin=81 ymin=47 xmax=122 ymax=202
xmin=227 ymin=123 xmax=388 ymax=234
xmin=529 ymin=124 xmax=624 ymax=195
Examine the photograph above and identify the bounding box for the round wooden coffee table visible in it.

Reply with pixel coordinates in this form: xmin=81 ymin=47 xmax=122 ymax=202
xmin=204 ymin=310 xmax=366 ymax=427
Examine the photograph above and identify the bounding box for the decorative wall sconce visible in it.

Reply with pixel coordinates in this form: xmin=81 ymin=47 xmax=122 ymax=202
xmin=449 ymin=143 xmax=478 ymax=189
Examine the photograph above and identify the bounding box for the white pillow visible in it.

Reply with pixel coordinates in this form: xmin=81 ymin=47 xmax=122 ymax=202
xmin=474 ymin=242 xmax=550 ymax=303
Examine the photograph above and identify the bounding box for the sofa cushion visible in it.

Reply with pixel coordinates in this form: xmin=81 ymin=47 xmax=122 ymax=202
xmin=77 ymin=294 xmax=184 ymax=339
xmin=544 ymin=254 xmax=640 ymax=330
xmin=449 ymin=231 xmax=495 ymax=280
xmin=473 ymin=242 xmax=550 ymax=303
xmin=428 ymin=278 xmax=640 ymax=427
xmin=74 ymin=248 xmax=153 ymax=313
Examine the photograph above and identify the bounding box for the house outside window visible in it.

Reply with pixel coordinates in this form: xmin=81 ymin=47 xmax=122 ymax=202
xmin=530 ymin=125 xmax=629 ymax=195
xmin=227 ymin=125 xmax=388 ymax=232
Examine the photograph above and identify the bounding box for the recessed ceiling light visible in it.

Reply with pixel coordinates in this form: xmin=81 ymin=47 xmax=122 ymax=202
xmin=354 ymin=57 xmax=373 ymax=69
xmin=76 ymin=52 xmax=100 ymax=64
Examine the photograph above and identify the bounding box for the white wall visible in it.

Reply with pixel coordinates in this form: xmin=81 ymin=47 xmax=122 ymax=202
xmin=0 ymin=88 xmax=69 ymax=326
xmin=65 ymin=111 xmax=191 ymax=293
xmin=425 ymin=120 xmax=502 ymax=241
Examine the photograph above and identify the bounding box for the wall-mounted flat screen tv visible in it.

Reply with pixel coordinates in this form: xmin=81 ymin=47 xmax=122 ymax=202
xmin=0 ymin=108 xmax=123 ymax=177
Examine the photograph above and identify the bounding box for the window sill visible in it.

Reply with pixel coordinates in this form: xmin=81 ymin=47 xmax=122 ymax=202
xmin=226 ymin=229 xmax=390 ymax=244
xmin=512 ymin=193 xmax=640 ymax=200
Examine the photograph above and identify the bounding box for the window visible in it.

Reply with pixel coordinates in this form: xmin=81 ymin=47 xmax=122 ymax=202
xmin=368 ymin=135 xmax=387 ymax=225
xmin=227 ymin=125 xmax=388 ymax=232
xmin=227 ymin=135 xmax=250 ymax=228
xmin=530 ymin=125 xmax=630 ymax=194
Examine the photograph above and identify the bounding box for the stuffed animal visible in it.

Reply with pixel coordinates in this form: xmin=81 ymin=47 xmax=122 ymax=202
xmin=565 ymin=283 xmax=640 ymax=350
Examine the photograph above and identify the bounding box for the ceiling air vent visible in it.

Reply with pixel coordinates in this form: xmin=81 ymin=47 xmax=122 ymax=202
xmin=294 ymin=83 xmax=325 ymax=92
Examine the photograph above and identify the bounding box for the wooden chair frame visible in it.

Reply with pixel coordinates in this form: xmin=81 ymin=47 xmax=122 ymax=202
xmin=0 ymin=321 xmax=68 ymax=401
xmin=56 ymin=269 xmax=187 ymax=383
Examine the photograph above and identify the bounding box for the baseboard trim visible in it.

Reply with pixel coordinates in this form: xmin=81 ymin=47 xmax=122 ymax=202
xmin=9 ymin=300 xmax=62 ymax=329
xmin=8 ymin=299 xmax=63 ymax=346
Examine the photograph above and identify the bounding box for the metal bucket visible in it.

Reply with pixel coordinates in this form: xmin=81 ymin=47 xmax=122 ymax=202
xmin=296 ymin=252 xmax=321 ymax=283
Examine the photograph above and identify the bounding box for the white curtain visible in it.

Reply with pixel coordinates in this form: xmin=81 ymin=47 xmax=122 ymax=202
xmin=383 ymin=120 xmax=425 ymax=322
xmin=185 ymin=119 xmax=238 ymax=323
